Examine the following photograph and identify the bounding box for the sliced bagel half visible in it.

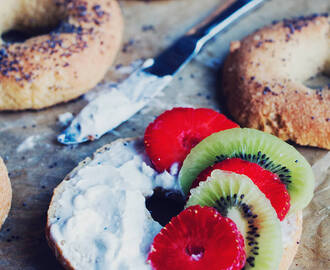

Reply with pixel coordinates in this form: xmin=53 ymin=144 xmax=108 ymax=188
xmin=46 ymin=138 xmax=302 ymax=270
xmin=0 ymin=156 xmax=12 ymax=229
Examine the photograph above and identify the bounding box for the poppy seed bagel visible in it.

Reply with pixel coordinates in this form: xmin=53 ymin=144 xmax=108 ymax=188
xmin=0 ymin=0 xmax=123 ymax=110
xmin=222 ymin=14 xmax=330 ymax=149
xmin=47 ymin=138 xmax=303 ymax=270
xmin=0 ymin=157 xmax=11 ymax=230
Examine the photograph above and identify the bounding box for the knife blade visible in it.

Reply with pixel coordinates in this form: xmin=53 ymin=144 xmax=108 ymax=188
xmin=58 ymin=0 xmax=266 ymax=145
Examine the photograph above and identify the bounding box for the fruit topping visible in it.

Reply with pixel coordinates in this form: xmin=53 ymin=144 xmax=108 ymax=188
xmin=148 ymin=205 xmax=246 ymax=270
xmin=187 ymin=170 xmax=282 ymax=270
xmin=191 ymin=158 xmax=290 ymax=220
xmin=180 ymin=128 xmax=314 ymax=211
xmin=144 ymin=107 xmax=238 ymax=172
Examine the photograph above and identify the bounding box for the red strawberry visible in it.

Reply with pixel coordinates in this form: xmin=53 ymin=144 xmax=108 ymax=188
xmin=148 ymin=205 xmax=246 ymax=270
xmin=192 ymin=158 xmax=290 ymax=221
xmin=144 ymin=107 xmax=238 ymax=172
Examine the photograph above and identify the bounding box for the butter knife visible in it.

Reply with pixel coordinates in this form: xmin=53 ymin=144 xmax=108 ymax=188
xmin=58 ymin=0 xmax=265 ymax=145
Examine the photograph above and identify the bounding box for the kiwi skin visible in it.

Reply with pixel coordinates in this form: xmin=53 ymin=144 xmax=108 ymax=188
xmin=187 ymin=170 xmax=283 ymax=270
xmin=179 ymin=128 xmax=314 ymax=212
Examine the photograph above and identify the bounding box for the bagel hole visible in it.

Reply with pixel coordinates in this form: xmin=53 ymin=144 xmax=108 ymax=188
xmin=303 ymin=58 xmax=330 ymax=90
xmin=1 ymin=19 xmax=79 ymax=44
xmin=145 ymin=187 xmax=185 ymax=226
xmin=2 ymin=24 xmax=60 ymax=43
xmin=304 ymin=72 xmax=330 ymax=90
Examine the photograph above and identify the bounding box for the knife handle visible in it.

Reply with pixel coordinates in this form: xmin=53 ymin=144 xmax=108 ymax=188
xmin=190 ymin=0 xmax=266 ymax=50
xmin=145 ymin=0 xmax=265 ymax=77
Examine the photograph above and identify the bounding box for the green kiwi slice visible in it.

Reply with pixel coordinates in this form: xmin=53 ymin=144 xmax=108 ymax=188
xmin=187 ymin=170 xmax=282 ymax=270
xmin=180 ymin=128 xmax=314 ymax=211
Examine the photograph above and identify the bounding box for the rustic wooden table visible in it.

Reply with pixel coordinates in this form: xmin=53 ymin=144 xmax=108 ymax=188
xmin=0 ymin=0 xmax=329 ymax=269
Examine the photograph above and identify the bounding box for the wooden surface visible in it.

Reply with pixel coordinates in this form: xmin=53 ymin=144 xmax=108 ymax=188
xmin=0 ymin=0 xmax=329 ymax=269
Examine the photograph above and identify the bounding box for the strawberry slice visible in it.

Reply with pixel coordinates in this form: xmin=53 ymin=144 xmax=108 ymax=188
xmin=148 ymin=205 xmax=246 ymax=270
xmin=144 ymin=107 xmax=238 ymax=172
xmin=192 ymin=158 xmax=290 ymax=221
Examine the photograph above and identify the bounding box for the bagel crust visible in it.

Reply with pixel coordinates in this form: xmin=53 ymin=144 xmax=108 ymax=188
xmin=0 ymin=0 xmax=123 ymax=110
xmin=47 ymin=138 xmax=303 ymax=270
xmin=222 ymin=14 xmax=330 ymax=149
xmin=279 ymin=210 xmax=303 ymax=270
xmin=0 ymin=157 xmax=12 ymax=229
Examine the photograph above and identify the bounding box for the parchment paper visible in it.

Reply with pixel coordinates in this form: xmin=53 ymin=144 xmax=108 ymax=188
xmin=0 ymin=0 xmax=329 ymax=269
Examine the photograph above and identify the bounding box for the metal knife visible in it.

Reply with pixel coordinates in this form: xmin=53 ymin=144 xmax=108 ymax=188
xmin=58 ymin=0 xmax=265 ymax=145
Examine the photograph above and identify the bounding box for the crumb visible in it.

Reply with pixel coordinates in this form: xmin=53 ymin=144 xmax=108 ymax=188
xmin=142 ymin=25 xmax=155 ymax=32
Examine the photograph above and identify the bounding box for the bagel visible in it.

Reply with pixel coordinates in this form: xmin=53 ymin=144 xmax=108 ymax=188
xmin=47 ymin=138 xmax=303 ymax=270
xmin=0 ymin=157 xmax=12 ymax=229
xmin=222 ymin=14 xmax=330 ymax=149
xmin=0 ymin=0 xmax=123 ymax=110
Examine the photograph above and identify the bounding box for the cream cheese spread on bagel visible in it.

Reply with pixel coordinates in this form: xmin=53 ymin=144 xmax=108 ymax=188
xmin=47 ymin=138 xmax=302 ymax=270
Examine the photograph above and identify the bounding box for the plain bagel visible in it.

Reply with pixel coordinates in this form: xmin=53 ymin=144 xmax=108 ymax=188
xmin=222 ymin=14 xmax=330 ymax=149
xmin=0 ymin=0 xmax=123 ymax=110
xmin=0 ymin=157 xmax=12 ymax=230
xmin=47 ymin=138 xmax=303 ymax=270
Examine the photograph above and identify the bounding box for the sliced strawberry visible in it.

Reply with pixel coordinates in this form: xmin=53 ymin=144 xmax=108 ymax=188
xmin=144 ymin=107 xmax=238 ymax=172
xmin=192 ymin=158 xmax=290 ymax=221
xmin=148 ymin=205 xmax=246 ymax=270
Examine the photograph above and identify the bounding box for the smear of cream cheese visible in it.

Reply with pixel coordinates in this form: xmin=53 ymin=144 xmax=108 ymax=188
xmin=57 ymin=59 xmax=172 ymax=144
xmin=49 ymin=139 xmax=179 ymax=270
xmin=16 ymin=135 xmax=40 ymax=152
xmin=58 ymin=112 xmax=74 ymax=126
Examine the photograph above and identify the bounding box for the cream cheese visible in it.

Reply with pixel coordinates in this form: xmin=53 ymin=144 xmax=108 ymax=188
xmin=49 ymin=139 xmax=179 ymax=270
xmin=58 ymin=112 xmax=74 ymax=126
xmin=57 ymin=59 xmax=173 ymax=144
xmin=16 ymin=135 xmax=40 ymax=152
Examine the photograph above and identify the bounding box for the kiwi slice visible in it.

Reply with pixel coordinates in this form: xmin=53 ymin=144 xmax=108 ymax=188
xmin=180 ymin=128 xmax=314 ymax=211
xmin=187 ymin=170 xmax=282 ymax=269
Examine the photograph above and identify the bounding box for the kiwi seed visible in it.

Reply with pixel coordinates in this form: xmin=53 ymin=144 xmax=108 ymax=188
xmin=215 ymin=152 xmax=292 ymax=186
